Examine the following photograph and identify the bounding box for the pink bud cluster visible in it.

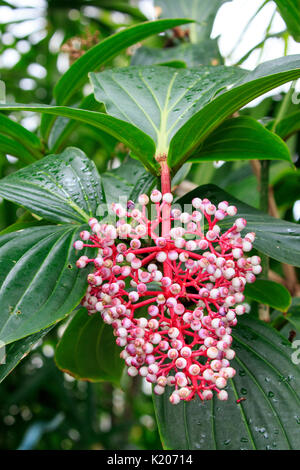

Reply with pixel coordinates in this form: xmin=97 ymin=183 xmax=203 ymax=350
xmin=74 ymin=191 xmax=261 ymax=404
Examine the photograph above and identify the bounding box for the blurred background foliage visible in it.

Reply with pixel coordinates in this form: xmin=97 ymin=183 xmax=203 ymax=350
xmin=0 ymin=0 xmax=299 ymax=450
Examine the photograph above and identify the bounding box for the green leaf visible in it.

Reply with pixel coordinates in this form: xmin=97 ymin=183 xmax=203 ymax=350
xmin=131 ymin=41 xmax=222 ymax=68
xmin=0 ymin=147 xmax=104 ymax=224
xmin=169 ymin=55 xmax=300 ymax=169
xmin=268 ymin=110 xmax=300 ymax=140
xmin=90 ymin=65 xmax=246 ymax=157
xmin=0 ymin=326 xmax=53 ymax=383
xmin=55 ymin=308 xmax=123 ymax=386
xmin=156 ymin=0 xmax=230 ymax=43
xmin=244 ymin=280 xmax=291 ymax=312
xmin=0 ymin=113 xmax=43 ymax=158
xmin=177 ymin=184 xmax=300 ymax=267
xmin=102 ymin=157 xmax=156 ymax=206
xmin=0 ymin=224 xmax=93 ymax=345
xmin=48 ymin=94 xmax=105 ymax=153
xmin=188 ymin=116 xmax=292 ymax=163
xmin=41 ymin=19 xmax=193 ymax=139
xmin=0 ymin=134 xmax=37 ymax=164
xmin=154 ymin=315 xmax=300 ymax=450
xmin=274 ymin=0 xmax=300 ymax=42
xmin=0 ymin=104 xmax=157 ymax=173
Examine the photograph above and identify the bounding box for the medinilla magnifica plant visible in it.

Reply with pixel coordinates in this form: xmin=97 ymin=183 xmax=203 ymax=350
xmin=0 ymin=12 xmax=300 ymax=450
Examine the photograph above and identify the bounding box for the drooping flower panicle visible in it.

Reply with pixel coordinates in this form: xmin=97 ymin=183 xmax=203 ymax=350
xmin=74 ymin=191 xmax=261 ymax=404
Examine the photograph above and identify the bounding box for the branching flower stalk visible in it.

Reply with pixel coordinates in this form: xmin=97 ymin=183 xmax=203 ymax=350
xmin=74 ymin=157 xmax=261 ymax=404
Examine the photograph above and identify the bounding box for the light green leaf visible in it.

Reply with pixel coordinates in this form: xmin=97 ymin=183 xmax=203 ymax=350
xmin=188 ymin=116 xmax=292 ymax=163
xmin=0 ymin=225 xmax=93 ymax=345
xmin=0 ymin=147 xmax=104 ymax=224
xmin=156 ymin=0 xmax=230 ymax=43
xmin=244 ymin=280 xmax=292 ymax=312
xmin=154 ymin=315 xmax=300 ymax=450
xmin=90 ymin=65 xmax=246 ymax=157
xmin=274 ymin=0 xmax=300 ymax=42
xmin=55 ymin=308 xmax=124 ymax=386
xmin=177 ymin=184 xmax=300 ymax=267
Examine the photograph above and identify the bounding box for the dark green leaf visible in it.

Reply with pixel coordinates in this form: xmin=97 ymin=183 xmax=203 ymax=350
xmin=268 ymin=110 xmax=300 ymax=140
xmin=0 ymin=326 xmax=53 ymax=383
xmin=177 ymin=184 xmax=300 ymax=267
xmin=274 ymin=0 xmax=300 ymax=42
xmin=0 ymin=134 xmax=37 ymax=164
xmin=0 ymin=224 xmax=93 ymax=345
xmin=244 ymin=280 xmax=291 ymax=312
xmin=154 ymin=315 xmax=300 ymax=450
xmin=188 ymin=116 xmax=292 ymax=163
xmin=0 ymin=113 xmax=43 ymax=158
xmin=282 ymin=298 xmax=300 ymax=332
xmin=102 ymin=157 xmax=156 ymax=205
xmin=55 ymin=308 xmax=123 ymax=386
xmin=0 ymin=147 xmax=103 ymax=224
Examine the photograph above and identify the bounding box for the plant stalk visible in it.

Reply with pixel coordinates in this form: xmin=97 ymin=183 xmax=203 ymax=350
xmin=158 ymin=156 xmax=172 ymax=278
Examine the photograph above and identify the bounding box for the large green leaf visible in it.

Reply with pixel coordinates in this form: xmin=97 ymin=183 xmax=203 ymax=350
xmin=0 ymin=147 xmax=103 ymax=224
xmin=0 ymin=104 xmax=157 ymax=173
xmin=274 ymin=0 xmax=300 ymax=42
xmin=90 ymin=56 xmax=300 ymax=168
xmin=154 ymin=315 xmax=300 ymax=450
xmin=41 ymin=19 xmax=193 ymax=140
xmin=0 ymin=326 xmax=53 ymax=383
xmin=156 ymin=0 xmax=230 ymax=43
xmin=177 ymin=184 xmax=300 ymax=267
xmin=90 ymin=65 xmax=246 ymax=157
xmin=0 ymin=225 xmax=93 ymax=345
xmin=55 ymin=308 xmax=123 ymax=386
xmin=169 ymin=55 xmax=300 ymax=169
xmin=188 ymin=116 xmax=292 ymax=163
xmin=244 ymin=280 xmax=292 ymax=312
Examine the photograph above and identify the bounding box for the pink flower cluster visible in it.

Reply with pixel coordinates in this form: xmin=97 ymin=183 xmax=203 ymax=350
xmin=74 ymin=191 xmax=261 ymax=404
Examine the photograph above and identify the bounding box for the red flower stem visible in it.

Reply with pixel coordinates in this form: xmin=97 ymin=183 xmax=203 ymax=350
xmin=159 ymin=158 xmax=172 ymax=279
